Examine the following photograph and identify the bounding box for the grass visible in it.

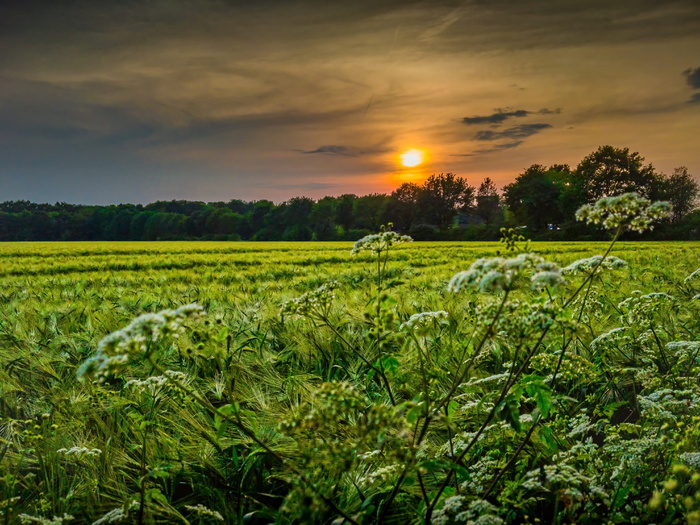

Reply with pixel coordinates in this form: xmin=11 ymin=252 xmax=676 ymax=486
xmin=1 ymin=238 xmax=700 ymax=524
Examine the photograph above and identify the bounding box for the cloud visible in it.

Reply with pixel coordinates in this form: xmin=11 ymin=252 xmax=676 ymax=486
xmin=463 ymin=110 xmax=530 ymax=125
xmin=453 ymin=141 xmax=525 ymax=156
xmin=683 ymin=67 xmax=700 ymax=89
xmin=473 ymin=123 xmax=552 ymax=141
xmin=301 ymin=145 xmax=362 ymax=157
xmin=462 ymin=108 xmax=560 ymax=125
xmin=474 ymin=141 xmax=524 ymax=154
xmin=300 ymin=144 xmax=388 ymax=157
xmin=688 ymin=92 xmax=700 ymax=105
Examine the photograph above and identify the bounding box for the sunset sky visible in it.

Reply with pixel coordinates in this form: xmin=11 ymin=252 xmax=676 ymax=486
xmin=1 ymin=0 xmax=699 ymax=204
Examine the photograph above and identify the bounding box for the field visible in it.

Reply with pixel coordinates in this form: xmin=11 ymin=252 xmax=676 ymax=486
xmin=2 ymin=237 xmax=700 ymax=524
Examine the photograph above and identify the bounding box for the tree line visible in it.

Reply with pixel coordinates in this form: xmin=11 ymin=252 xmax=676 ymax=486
xmin=1 ymin=145 xmax=698 ymax=242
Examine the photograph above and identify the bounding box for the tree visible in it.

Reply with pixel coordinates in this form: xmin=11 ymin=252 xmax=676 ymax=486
xmin=309 ymin=196 xmax=337 ymax=240
xmin=503 ymin=165 xmax=573 ymax=231
xmin=475 ymin=177 xmax=502 ymax=225
xmin=661 ymin=166 xmax=699 ymax=221
xmin=353 ymin=194 xmax=390 ymax=231
xmin=418 ymin=173 xmax=475 ymax=230
xmin=389 ymin=182 xmax=421 ymax=231
xmin=574 ymin=145 xmax=663 ymax=201
xmin=334 ymin=194 xmax=357 ymax=231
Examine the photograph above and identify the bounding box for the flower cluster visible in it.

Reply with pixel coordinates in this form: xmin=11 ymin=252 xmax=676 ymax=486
xmin=184 ymin=505 xmax=224 ymax=521
xmin=350 ymin=231 xmax=413 ymax=255
xmin=575 ymin=192 xmax=672 ymax=233
xmin=448 ymin=254 xmax=564 ymax=294
xmin=77 ymin=304 xmax=205 ymax=380
xmin=18 ymin=514 xmax=74 ymax=525
xmin=125 ymin=370 xmax=187 ymax=395
xmin=280 ymin=281 xmax=339 ymax=318
xmin=399 ymin=310 xmax=449 ymax=334
xmin=618 ymin=291 xmax=675 ymax=327
xmin=432 ymin=496 xmax=504 ymax=525
xmin=56 ymin=446 xmax=102 ymax=458
xmin=563 ymin=255 xmax=628 ymax=274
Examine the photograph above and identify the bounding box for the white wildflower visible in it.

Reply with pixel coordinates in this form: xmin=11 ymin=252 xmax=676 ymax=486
xmin=448 ymin=254 xmax=563 ymax=293
xmin=78 ymin=304 xmax=205 ymax=381
xmin=281 ymin=281 xmax=339 ymax=318
xmin=351 ymin=231 xmax=413 ymax=255
xmin=56 ymin=446 xmax=102 ymax=458
xmin=575 ymin=192 xmax=672 ymax=233
xmin=18 ymin=514 xmax=73 ymax=525
xmin=680 ymin=453 xmax=700 ymax=469
xmin=400 ymin=311 xmax=449 ymax=334
xmin=184 ymin=504 xmax=224 ymax=521
xmin=563 ymin=255 xmax=628 ymax=274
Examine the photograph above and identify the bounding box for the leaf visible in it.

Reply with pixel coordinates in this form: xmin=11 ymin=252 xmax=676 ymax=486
xmin=145 ymin=487 xmax=169 ymax=506
xmin=538 ymin=425 xmax=558 ymax=453
xmin=382 ymin=355 xmax=400 ymax=374
xmin=446 ymin=400 xmax=459 ymax=420
xmin=498 ymin=396 xmax=522 ymax=433
xmin=525 ymin=379 xmax=553 ymax=418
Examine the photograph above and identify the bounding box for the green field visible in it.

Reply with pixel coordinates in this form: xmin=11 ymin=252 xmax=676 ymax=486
xmin=2 ymin=239 xmax=700 ymax=524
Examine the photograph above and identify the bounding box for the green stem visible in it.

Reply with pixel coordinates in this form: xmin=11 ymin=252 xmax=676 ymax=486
xmin=149 ymin=359 xmax=360 ymax=525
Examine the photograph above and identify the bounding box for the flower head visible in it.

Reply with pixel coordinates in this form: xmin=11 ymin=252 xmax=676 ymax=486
xmin=448 ymin=254 xmax=564 ymax=293
xmin=281 ymin=281 xmax=339 ymax=318
xmin=563 ymin=255 xmax=628 ymax=274
xmin=77 ymin=304 xmax=205 ymax=381
xmin=400 ymin=310 xmax=449 ymax=335
xmin=575 ymin=192 xmax=672 ymax=233
xmin=351 ymin=231 xmax=413 ymax=256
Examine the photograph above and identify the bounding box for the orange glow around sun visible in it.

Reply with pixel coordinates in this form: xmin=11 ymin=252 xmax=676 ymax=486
xmin=400 ymin=149 xmax=424 ymax=168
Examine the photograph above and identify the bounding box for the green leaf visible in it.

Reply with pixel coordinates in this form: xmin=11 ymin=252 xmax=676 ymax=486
xmin=498 ymin=397 xmax=522 ymax=433
xmin=382 ymin=355 xmax=400 ymax=374
xmin=525 ymin=379 xmax=553 ymax=418
xmin=538 ymin=425 xmax=558 ymax=453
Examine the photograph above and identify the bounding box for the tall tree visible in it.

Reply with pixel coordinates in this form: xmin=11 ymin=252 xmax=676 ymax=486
xmin=475 ymin=177 xmax=502 ymax=225
xmin=661 ymin=166 xmax=699 ymax=221
xmin=574 ymin=145 xmax=663 ymax=201
xmin=503 ymin=165 xmax=573 ymax=231
xmin=389 ymin=182 xmax=421 ymax=231
xmin=418 ymin=173 xmax=475 ymax=230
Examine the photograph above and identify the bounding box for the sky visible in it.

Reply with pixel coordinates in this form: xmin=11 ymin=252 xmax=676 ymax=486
xmin=1 ymin=0 xmax=699 ymax=205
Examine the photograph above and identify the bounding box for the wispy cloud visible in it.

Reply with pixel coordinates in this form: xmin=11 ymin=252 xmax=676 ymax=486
xmin=462 ymin=108 xmax=560 ymax=126
xmin=301 ymin=145 xmax=362 ymax=157
xmin=299 ymin=144 xmax=388 ymax=157
xmin=473 ymin=123 xmax=552 ymax=141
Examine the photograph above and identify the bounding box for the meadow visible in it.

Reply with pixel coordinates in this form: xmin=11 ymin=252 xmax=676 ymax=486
xmin=2 ymin=212 xmax=700 ymax=523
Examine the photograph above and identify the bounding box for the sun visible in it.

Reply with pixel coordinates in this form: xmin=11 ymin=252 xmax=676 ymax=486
xmin=400 ymin=149 xmax=424 ymax=168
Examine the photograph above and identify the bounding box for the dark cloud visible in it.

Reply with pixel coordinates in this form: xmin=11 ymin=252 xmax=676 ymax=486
xmin=536 ymin=108 xmax=562 ymax=115
xmin=473 ymin=123 xmax=552 ymax=141
xmin=463 ymin=110 xmax=530 ymax=125
xmin=301 ymin=145 xmax=362 ymax=157
xmin=463 ymin=108 xmax=560 ymax=125
xmin=300 ymin=143 xmax=389 ymax=157
xmin=688 ymin=92 xmax=700 ymax=105
xmin=684 ymin=67 xmax=700 ymax=89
